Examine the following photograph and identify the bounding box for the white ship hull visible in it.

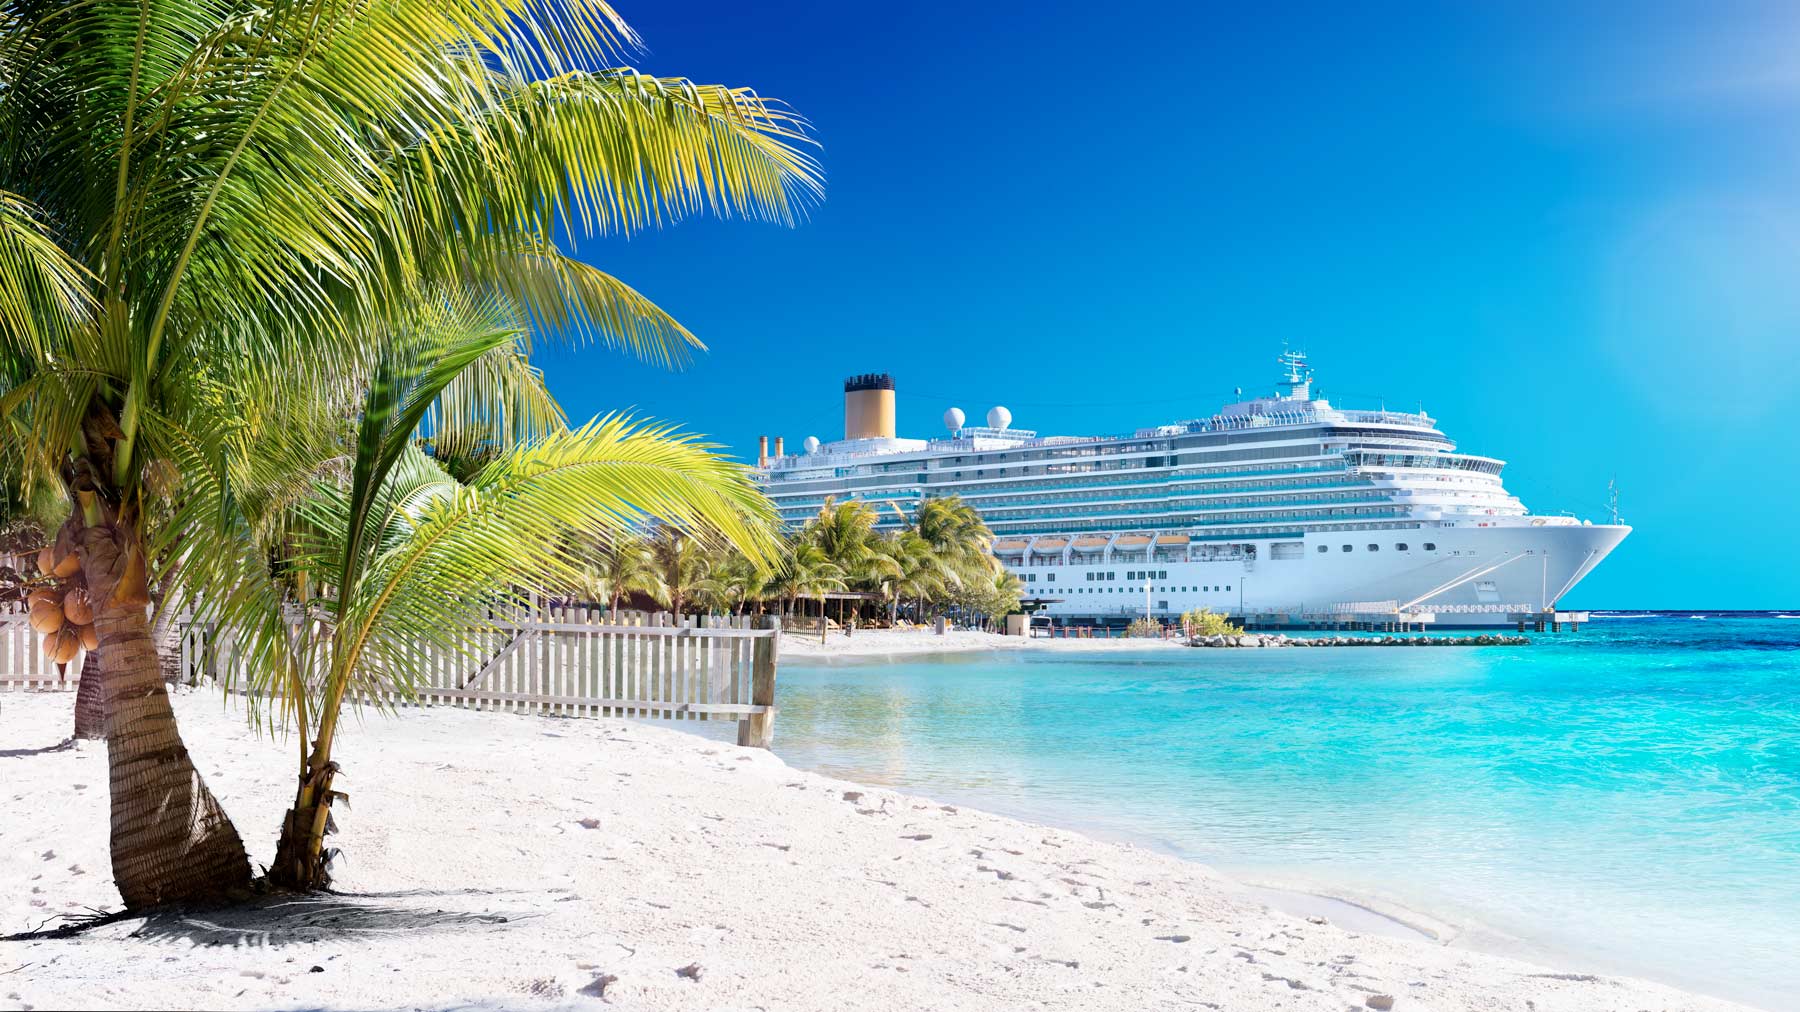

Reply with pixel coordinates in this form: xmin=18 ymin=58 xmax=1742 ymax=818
xmin=1017 ymin=521 xmax=1630 ymax=628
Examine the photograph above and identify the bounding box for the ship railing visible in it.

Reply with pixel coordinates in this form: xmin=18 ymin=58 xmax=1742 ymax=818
xmin=1335 ymin=410 xmax=1435 ymax=427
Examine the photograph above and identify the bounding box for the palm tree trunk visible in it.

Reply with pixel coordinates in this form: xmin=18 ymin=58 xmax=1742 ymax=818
xmin=270 ymin=737 xmax=336 ymax=892
xmin=72 ymin=645 xmax=105 ymax=740
xmin=151 ymin=562 xmax=183 ymax=685
xmin=92 ymin=576 xmax=251 ymax=907
xmin=72 ymin=496 xmax=251 ymax=909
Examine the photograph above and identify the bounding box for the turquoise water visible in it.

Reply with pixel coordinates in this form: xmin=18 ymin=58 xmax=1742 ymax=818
xmin=774 ymin=616 xmax=1800 ymax=1009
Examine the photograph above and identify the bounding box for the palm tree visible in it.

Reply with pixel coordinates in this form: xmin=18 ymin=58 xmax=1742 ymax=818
xmin=770 ymin=542 xmax=844 ymax=637
xmin=806 ymin=499 xmax=886 ymax=576
xmin=803 ymin=498 xmax=898 ymax=632
xmin=594 ymin=537 xmax=663 ymax=616
xmin=650 ymin=527 xmax=710 ymax=617
xmin=879 ymin=530 xmax=953 ymax=625
xmin=184 ymin=317 xmax=777 ymax=891
xmin=912 ymin=497 xmax=995 ymax=580
xmin=986 ymin=569 xmax=1027 ymax=629
xmin=0 ymin=2 xmax=818 ymax=907
xmin=689 ymin=543 xmax=747 ymax=616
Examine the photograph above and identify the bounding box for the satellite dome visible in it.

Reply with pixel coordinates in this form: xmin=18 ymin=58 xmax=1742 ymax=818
xmin=803 ymin=435 xmax=821 ymax=454
xmin=986 ymin=405 xmax=1012 ymax=430
xmin=943 ymin=407 xmax=966 ymax=432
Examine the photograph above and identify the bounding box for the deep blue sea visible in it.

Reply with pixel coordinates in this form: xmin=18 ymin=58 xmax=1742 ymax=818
xmin=774 ymin=614 xmax=1800 ymax=1009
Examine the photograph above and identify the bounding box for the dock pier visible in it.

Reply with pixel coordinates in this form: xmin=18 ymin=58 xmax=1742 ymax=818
xmin=1232 ymin=603 xmax=1590 ymax=634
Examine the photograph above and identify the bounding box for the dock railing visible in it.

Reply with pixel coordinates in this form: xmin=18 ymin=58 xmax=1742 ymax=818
xmin=5 ymin=604 xmax=784 ymax=748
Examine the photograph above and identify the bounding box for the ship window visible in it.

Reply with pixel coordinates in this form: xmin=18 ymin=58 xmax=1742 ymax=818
xmin=1423 ymin=542 xmax=1437 ymax=551
xmin=1158 ymin=570 xmax=1167 ymax=579
xmin=1226 ymin=585 xmax=1232 ymax=592
xmin=1342 ymin=545 xmax=1352 ymax=552
xmin=1317 ymin=545 xmax=1328 ymax=553
xmin=1107 ymin=572 xmax=1115 ymax=580
xmin=1047 ymin=574 xmax=1055 ymax=582
xmin=1368 ymin=544 xmax=1379 ymax=552
xmin=1396 ymin=543 xmax=1409 ymax=551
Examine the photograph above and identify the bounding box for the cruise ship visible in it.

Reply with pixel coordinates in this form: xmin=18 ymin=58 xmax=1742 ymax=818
xmin=753 ymin=352 xmax=1629 ymax=628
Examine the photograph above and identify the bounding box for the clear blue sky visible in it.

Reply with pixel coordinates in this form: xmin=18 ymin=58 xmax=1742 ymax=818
xmin=539 ymin=1 xmax=1800 ymax=610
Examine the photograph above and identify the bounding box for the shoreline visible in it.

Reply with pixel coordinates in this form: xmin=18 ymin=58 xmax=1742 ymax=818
xmin=0 ymin=689 xmax=1760 ymax=1012
xmin=778 ymin=641 xmax=1774 ymax=1008
xmin=777 ymin=627 xmax=1533 ymax=660
xmin=778 ymin=627 xmax=1185 ymax=659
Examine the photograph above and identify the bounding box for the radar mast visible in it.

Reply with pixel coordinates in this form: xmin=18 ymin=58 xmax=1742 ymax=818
xmin=1276 ymin=345 xmax=1312 ymax=401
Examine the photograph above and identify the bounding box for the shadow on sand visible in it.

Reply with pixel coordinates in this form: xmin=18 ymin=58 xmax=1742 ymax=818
xmin=0 ymin=737 xmax=77 ymax=758
xmin=5 ymin=888 xmax=532 ymax=948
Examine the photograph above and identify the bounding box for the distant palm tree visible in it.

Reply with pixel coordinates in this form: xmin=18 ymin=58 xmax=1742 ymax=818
xmin=771 ymin=541 xmax=845 ymax=641
xmin=596 ymin=537 xmax=663 ymax=616
xmin=909 ymin=497 xmax=995 ymax=616
xmin=879 ymin=530 xmax=954 ymax=625
xmin=651 ymin=528 xmax=711 ymax=617
xmin=917 ymin=497 xmax=992 ymax=560
xmin=689 ymin=545 xmax=764 ymax=617
xmin=803 ymin=498 xmax=898 ymax=629
xmin=987 ymin=569 xmax=1026 ymax=629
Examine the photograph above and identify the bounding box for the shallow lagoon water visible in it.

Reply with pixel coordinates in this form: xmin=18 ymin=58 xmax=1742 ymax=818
xmin=774 ymin=616 xmax=1800 ymax=1008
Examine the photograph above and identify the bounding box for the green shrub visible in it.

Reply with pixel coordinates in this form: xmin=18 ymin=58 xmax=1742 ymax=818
xmin=1181 ymin=607 xmax=1241 ymax=637
xmin=1126 ymin=617 xmax=1163 ymax=638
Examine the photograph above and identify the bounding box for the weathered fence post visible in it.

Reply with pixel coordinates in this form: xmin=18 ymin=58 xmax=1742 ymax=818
xmin=738 ymin=614 xmax=780 ymax=748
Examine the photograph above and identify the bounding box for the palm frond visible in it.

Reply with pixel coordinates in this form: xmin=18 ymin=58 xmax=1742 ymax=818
xmin=0 ymin=189 xmax=94 ymax=356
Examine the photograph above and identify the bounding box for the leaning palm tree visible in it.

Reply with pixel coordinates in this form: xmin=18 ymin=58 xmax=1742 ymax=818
xmin=183 ymin=319 xmax=777 ymax=891
xmin=0 ymin=1 xmax=819 ymax=907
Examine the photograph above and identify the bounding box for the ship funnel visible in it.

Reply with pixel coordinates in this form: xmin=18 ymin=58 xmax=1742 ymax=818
xmin=844 ymin=373 xmax=896 ymax=441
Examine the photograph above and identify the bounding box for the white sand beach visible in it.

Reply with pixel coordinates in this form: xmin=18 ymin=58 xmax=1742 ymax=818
xmin=780 ymin=627 xmax=1184 ymax=659
xmin=0 ymin=688 xmax=1756 ymax=1012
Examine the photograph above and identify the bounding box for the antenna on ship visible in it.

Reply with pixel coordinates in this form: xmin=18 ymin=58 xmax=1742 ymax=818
xmin=1607 ymin=477 xmax=1622 ymax=526
xmin=1276 ymin=344 xmax=1312 ymax=400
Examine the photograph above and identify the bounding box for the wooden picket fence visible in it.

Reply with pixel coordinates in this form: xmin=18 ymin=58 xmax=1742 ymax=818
xmin=0 ymin=602 xmax=85 ymax=691
xmin=5 ymin=604 xmax=783 ymax=748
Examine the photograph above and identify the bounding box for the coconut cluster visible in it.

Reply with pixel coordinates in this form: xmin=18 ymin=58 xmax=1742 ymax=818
xmin=25 ymin=544 xmax=95 ymax=664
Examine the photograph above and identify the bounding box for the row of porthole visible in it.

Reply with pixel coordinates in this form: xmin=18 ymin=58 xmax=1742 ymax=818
xmin=1064 ymin=585 xmax=1232 ymax=595
xmin=1320 ymin=542 xmax=1437 ymax=553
